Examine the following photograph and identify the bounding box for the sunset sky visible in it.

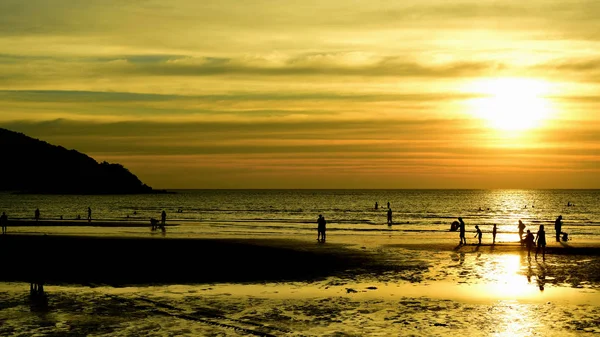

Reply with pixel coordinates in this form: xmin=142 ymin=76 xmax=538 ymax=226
xmin=1 ymin=0 xmax=599 ymax=189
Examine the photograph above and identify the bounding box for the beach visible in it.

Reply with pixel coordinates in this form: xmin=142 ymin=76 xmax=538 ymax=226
xmin=1 ymin=232 xmax=599 ymax=336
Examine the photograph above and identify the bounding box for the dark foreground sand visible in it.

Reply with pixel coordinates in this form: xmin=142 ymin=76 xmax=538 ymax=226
xmin=1 ymin=235 xmax=600 ymax=336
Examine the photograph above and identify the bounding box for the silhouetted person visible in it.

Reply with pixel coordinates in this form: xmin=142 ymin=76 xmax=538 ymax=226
xmin=524 ymin=230 xmax=535 ymax=258
xmin=0 ymin=212 xmax=7 ymax=234
xmin=87 ymin=207 xmax=92 ymax=222
xmin=317 ymin=214 xmax=326 ymax=242
xmin=518 ymin=220 xmax=526 ymax=245
xmin=450 ymin=220 xmax=459 ymax=231
xmin=34 ymin=208 xmax=40 ymax=221
xmin=375 ymin=202 xmax=378 ymax=210
xmin=150 ymin=218 xmax=158 ymax=231
xmin=161 ymin=210 xmax=167 ymax=226
xmin=474 ymin=225 xmax=482 ymax=245
xmin=387 ymin=208 xmax=392 ymax=225
xmin=554 ymin=215 xmax=562 ymax=242
xmin=77 ymin=214 xmax=81 ymax=220
xmin=492 ymin=224 xmax=497 ymax=244
xmin=535 ymin=225 xmax=546 ymax=260
xmin=387 ymin=201 xmax=390 ymax=209
xmin=458 ymin=217 xmax=466 ymax=245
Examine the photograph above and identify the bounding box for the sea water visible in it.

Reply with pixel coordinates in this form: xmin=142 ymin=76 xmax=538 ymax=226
xmin=0 ymin=189 xmax=599 ymax=243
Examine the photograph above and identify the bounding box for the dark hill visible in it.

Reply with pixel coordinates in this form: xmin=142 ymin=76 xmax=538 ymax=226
xmin=0 ymin=128 xmax=154 ymax=194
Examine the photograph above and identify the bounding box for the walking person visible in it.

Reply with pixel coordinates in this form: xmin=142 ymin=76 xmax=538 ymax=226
xmin=535 ymin=225 xmax=547 ymax=260
xmin=0 ymin=212 xmax=7 ymax=234
xmin=518 ymin=220 xmax=526 ymax=244
xmin=554 ymin=215 xmax=563 ymax=242
xmin=387 ymin=208 xmax=393 ymax=226
xmin=524 ymin=230 xmax=535 ymax=258
xmin=87 ymin=207 xmax=92 ymax=222
xmin=492 ymin=224 xmax=497 ymax=245
xmin=458 ymin=217 xmax=467 ymax=245
xmin=474 ymin=225 xmax=482 ymax=245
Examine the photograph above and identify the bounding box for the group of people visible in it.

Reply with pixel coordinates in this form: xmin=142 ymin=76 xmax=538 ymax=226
xmin=151 ymin=210 xmax=168 ymax=232
xmin=454 ymin=215 xmax=567 ymax=260
xmin=374 ymin=201 xmax=394 ymax=225
xmin=32 ymin=207 xmax=93 ymax=222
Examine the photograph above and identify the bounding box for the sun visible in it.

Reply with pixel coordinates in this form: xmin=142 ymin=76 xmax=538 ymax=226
xmin=467 ymin=78 xmax=553 ymax=131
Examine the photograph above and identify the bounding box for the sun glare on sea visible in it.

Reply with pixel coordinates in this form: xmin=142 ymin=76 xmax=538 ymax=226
xmin=466 ymin=78 xmax=554 ymax=131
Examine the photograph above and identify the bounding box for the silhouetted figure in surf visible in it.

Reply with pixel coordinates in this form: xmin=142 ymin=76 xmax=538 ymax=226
xmin=387 ymin=201 xmax=390 ymax=209
xmin=535 ymin=225 xmax=546 ymax=260
xmin=387 ymin=208 xmax=392 ymax=225
xmin=87 ymin=207 xmax=92 ymax=222
xmin=375 ymin=202 xmax=378 ymax=210
xmin=1 ymin=211 xmax=7 ymax=234
xmin=492 ymin=224 xmax=497 ymax=244
xmin=77 ymin=214 xmax=81 ymax=220
xmin=458 ymin=217 xmax=466 ymax=245
xmin=161 ymin=210 xmax=167 ymax=226
xmin=317 ymin=214 xmax=327 ymax=242
xmin=554 ymin=215 xmax=562 ymax=242
xmin=524 ymin=230 xmax=535 ymax=258
xmin=34 ymin=208 xmax=40 ymax=221
xmin=150 ymin=218 xmax=158 ymax=231
xmin=518 ymin=220 xmax=526 ymax=245
xmin=474 ymin=225 xmax=482 ymax=245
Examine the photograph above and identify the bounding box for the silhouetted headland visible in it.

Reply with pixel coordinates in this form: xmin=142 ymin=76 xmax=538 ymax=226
xmin=0 ymin=128 xmax=164 ymax=194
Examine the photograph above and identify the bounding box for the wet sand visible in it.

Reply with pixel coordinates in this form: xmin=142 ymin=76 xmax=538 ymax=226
xmin=1 ymin=234 xmax=599 ymax=336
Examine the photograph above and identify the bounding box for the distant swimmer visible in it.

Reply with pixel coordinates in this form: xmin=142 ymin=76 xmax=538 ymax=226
xmin=34 ymin=208 xmax=40 ymax=221
xmin=387 ymin=208 xmax=393 ymax=226
xmin=458 ymin=217 xmax=466 ymax=245
xmin=87 ymin=207 xmax=92 ymax=222
xmin=375 ymin=202 xmax=378 ymax=210
xmin=474 ymin=225 xmax=482 ymax=245
xmin=1 ymin=212 xmax=7 ymax=234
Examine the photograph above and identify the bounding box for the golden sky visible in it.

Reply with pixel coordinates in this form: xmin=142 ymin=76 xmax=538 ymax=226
xmin=1 ymin=0 xmax=599 ymax=188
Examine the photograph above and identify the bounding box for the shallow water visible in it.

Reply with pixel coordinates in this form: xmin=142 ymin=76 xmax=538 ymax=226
xmin=1 ymin=189 xmax=599 ymax=242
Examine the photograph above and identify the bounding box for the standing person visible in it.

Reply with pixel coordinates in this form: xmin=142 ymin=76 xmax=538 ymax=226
xmin=317 ymin=214 xmax=326 ymax=242
xmin=387 ymin=201 xmax=390 ymax=209
xmin=87 ymin=207 xmax=92 ymax=222
xmin=492 ymin=224 xmax=497 ymax=244
xmin=0 ymin=212 xmax=7 ymax=234
xmin=518 ymin=220 xmax=526 ymax=245
xmin=474 ymin=225 xmax=482 ymax=245
xmin=161 ymin=210 xmax=167 ymax=227
xmin=375 ymin=202 xmax=378 ymax=210
xmin=34 ymin=208 xmax=40 ymax=221
xmin=535 ymin=225 xmax=547 ymax=260
xmin=524 ymin=230 xmax=535 ymax=258
xmin=554 ymin=215 xmax=563 ymax=242
xmin=458 ymin=217 xmax=466 ymax=245
xmin=387 ymin=208 xmax=393 ymax=226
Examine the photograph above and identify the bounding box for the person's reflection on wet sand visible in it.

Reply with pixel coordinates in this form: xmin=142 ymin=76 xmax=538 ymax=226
xmin=536 ymin=262 xmax=547 ymax=291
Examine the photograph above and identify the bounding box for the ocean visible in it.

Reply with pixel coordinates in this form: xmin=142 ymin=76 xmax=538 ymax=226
xmin=1 ymin=189 xmax=598 ymax=243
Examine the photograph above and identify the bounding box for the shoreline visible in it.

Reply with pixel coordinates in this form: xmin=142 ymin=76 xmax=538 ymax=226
xmin=5 ymin=219 xmax=179 ymax=227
